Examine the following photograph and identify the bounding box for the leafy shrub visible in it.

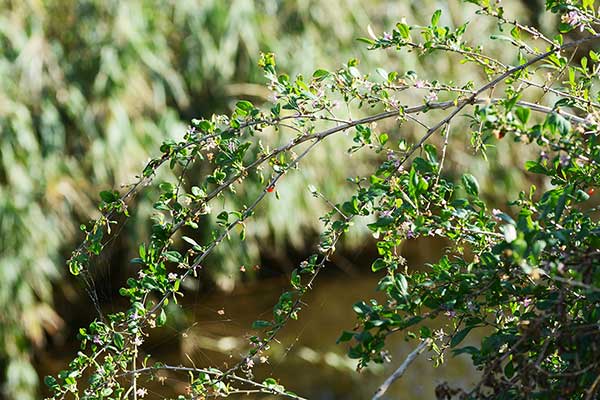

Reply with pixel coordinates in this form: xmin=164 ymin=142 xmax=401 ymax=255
xmin=46 ymin=0 xmax=600 ymax=398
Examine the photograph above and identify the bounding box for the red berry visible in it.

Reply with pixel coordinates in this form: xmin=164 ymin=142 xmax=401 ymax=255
xmin=587 ymin=188 xmax=595 ymax=195
xmin=267 ymin=186 xmax=275 ymax=193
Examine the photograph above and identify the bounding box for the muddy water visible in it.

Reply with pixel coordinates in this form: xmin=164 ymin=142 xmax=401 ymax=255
xmin=38 ymin=239 xmax=480 ymax=399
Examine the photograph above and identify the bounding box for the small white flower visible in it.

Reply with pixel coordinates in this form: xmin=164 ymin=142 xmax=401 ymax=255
xmin=434 ymin=329 xmax=445 ymax=341
xmin=132 ymin=336 xmax=144 ymax=347
xmin=168 ymin=272 xmax=178 ymax=281
xmin=136 ymin=387 xmax=147 ymax=398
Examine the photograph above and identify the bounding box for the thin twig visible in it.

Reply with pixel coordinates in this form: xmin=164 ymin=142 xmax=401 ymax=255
xmin=372 ymin=338 xmax=432 ymax=400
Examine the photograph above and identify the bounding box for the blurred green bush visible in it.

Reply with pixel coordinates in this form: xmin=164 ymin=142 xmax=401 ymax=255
xmin=0 ymin=0 xmax=540 ymax=398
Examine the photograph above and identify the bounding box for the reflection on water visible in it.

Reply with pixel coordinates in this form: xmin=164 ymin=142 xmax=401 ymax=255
xmin=38 ymin=239 xmax=480 ymax=399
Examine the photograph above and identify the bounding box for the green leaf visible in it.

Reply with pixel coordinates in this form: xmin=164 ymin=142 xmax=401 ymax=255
xmin=451 ymin=326 xmax=474 ymax=348
xmin=515 ymin=107 xmax=530 ymax=124
xmin=352 ymin=301 xmax=370 ymax=315
xmin=182 ymin=236 xmax=201 ymax=249
xmin=217 ymin=211 xmax=229 ymax=223
xmin=199 ymin=120 xmax=213 ymax=132
xmin=525 ymin=161 xmax=549 ymax=175
xmin=100 ymin=190 xmax=118 ymax=203
xmin=113 ymin=333 xmax=124 ymax=350
xmin=312 ymin=69 xmax=330 ymax=80
xmin=290 ymin=269 xmax=301 ymax=289
xmin=452 ymin=346 xmax=479 ymax=356
xmin=157 ymin=309 xmax=167 ymax=327
xmin=510 ymin=26 xmax=521 ymax=41
xmin=44 ymin=375 xmax=58 ymax=389
xmin=356 ymin=37 xmax=375 ymax=45
xmin=504 ymin=360 xmax=515 ymax=378
xmin=139 ymin=243 xmax=146 ymax=260
xmin=431 ymin=9 xmax=442 ymax=26
xmin=502 ymin=224 xmax=517 ymax=243
xmin=68 ymin=261 xmax=80 ymax=276
xmin=545 ymin=112 xmax=571 ymax=136
xmin=413 ymin=157 xmax=433 ymax=173
xmin=159 ymin=181 xmax=175 ymax=194
xmin=164 ymin=251 xmax=182 ymax=263
xmin=462 ymin=174 xmax=479 ymax=197
xmin=371 ymin=258 xmax=387 ymax=272
xmin=236 ymin=100 xmax=254 ymax=113
xmin=252 ymin=320 xmax=272 ymax=329
xmin=396 ymin=22 xmax=410 ymax=39
xmin=336 ymin=330 xmax=355 ymax=344
xmin=378 ymin=133 xmax=389 ymax=145
xmin=396 ymin=273 xmax=408 ymax=296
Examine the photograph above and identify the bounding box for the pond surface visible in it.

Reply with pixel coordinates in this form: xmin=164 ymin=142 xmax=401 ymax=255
xmin=38 ymin=239 xmax=481 ymax=399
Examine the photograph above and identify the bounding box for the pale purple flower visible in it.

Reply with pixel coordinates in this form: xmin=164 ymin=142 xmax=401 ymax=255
xmin=559 ymin=154 xmax=570 ymax=167
xmin=138 ymin=270 xmax=146 ymax=279
xmin=132 ymin=336 xmax=144 ymax=347
xmin=383 ymin=31 xmax=393 ymax=41
xmin=387 ymin=152 xmax=401 ymax=168
xmin=380 ymin=209 xmax=393 ymax=218
xmin=136 ymin=388 xmax=147 ymax=398
xmin=93 ymin=336 xmax=102 ymax=345
xmin=246 ymin=358 xmax=255 ymax=369
xmin=562 ymin=11 xmax=582 ymax=25
xmin=414 ymin=80 xmax=426 ymax=89
xmin=425 ymin=92 xmax=438 ymax=103
xmin=540 ymin=151 xmax=549 ymax=161
xmin=522 ymin=297 xmax=533 ymax=308
xmin=562 ymin=11 xmax=586 ymax=31
xmin=445 ymin=310 xmax=457 ymax=318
